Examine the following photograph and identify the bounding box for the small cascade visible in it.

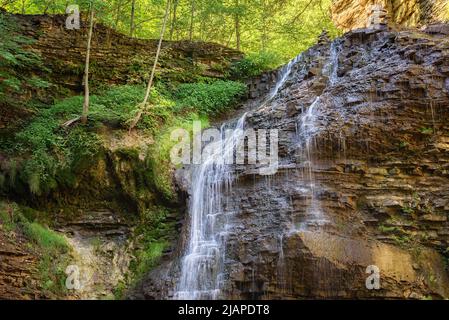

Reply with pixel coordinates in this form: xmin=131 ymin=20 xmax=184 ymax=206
xmin=294 ymin=97 xmax=328 ymax=231
xmin=268 ymin=54 xmax=303 ymax=101
xmin=323 ymin=40 xmax=342 ymax=86
xmin=276 ymin=234 xmax=287 ymax=294
xmin=176 ymin=53 xmax=305 ymax=300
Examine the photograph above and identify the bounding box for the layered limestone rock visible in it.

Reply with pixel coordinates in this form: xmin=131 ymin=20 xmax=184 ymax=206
xmin=222 ymin=25 xmax=449 ymax=299
xmin=134 ymin=24 xmax=449 ymax=299
xmin=15 ymin=13 xmax=242 ymax=92
xmin=332 ymin=0 xmax=449 ymax=31
xmin=0 ymin=227 xmax=41 ymax=299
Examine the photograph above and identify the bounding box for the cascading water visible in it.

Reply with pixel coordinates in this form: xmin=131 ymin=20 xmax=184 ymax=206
xmin=175 ymin=53 xmax=304 ymax=300
xmin=291 ymin=40 xmax=342 ymax=231
xmin=324 ymin=40 xmax=342 ymax=86
xmin=295 ymin=97 xmax=328 ymax=230
xmin=268 ymin=54 xmax=303 ymax=101
xmin=175 ymin=115 xmax=247 ymax=300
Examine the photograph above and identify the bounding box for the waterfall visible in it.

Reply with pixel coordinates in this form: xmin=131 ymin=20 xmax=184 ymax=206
xmin=175 ymin=53 xmax=303 ymax=300
xmin=293 ymin=41 xmax=340 ymax=230
xmin=175 ymin=115 xmax=246 ymax=300
xmin=268 ymin=54 xmax=303 ymax=101
xmin=323 ymin=40 xmax=341 ymax=86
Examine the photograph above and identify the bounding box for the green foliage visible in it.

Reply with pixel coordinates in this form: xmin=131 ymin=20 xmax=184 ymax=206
xmin=378 ymin=225 xmax=400 ymax=233
xmin=2 ymin=80 xmax=244 ymax=197
xmin=402 ymin=205 xmax=415 ymax=215
xmin=2 ymin=0 xmax=338 ymax=62
xmin=148 ymin=114 xmax=209 ymax=201
xmin=230 ymin=51 xmax=282 ymax=78
xmin=175 ymin=80 xmax=247 ymax=115
xmin=378 ymin=222 xmax=412 ymax=248
xmin=128 ymin=207 xmax=175 ymax=284
xmin=0 ymin=14 xmax=50 ymax=104
xmin=23 ymin=222 xmax=69 ymax=252
xmin=13 ymin=101 xmax=101 ymax=195
xmin=420 ymin=127 xmax=433 ymax=135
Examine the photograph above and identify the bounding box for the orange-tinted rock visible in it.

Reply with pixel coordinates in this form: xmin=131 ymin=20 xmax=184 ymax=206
xmin=332 ymin=0 xmax=449 ymax=31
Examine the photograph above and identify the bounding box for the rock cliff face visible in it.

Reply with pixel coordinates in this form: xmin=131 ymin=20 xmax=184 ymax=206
xmin=17 ymin=14 xmax=242 ymax=91
xmin=222 ymin=25 xmax=449 ymax=299
xmin=332 ymin=0 xmax=449 ymax=31
xmin=135 ymin=24 xmax=449 ymax=299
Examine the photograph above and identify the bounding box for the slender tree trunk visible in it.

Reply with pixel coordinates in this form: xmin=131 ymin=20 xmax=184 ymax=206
xmin=261 ymin=0 xmax=268 ymax=51
xmin=129 ymin=0 xmax=171 ymax=130
xmin=234 ymin=0 xmax=241 ymax=51
xmin=130 ymin=0 xmax=136 ymax=37
xmin=169 ymin=0 xmax=179 ymax=40
xmin=114 ymin=0 xmax=123 ymax=29
xmin=82 ymin=4 xmax=95 ymax=124
xmin=189 ymin=0 xmax=195 ymax=41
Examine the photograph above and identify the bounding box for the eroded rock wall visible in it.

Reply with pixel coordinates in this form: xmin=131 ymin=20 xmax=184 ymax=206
xmin=332 ymin=0 xmax=449 ymax=31
xmin=16 ymin=13 xmax=242 ymax=91
xmin=0 ymin=12 xmax=243 ymax=130
xmin=136 ymin=24 xmax=449 ymax=300
xmin=223 ymin=25 xmax=449 ymax=299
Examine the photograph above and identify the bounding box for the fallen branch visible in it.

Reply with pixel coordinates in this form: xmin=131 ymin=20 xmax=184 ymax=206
xmin=61 ymin=116 xmax=81 ymax=128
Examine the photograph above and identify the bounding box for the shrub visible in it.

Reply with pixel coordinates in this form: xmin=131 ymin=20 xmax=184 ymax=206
xmin=0 ymin=14 xmax=50 ymax=105
xmin=175 ymin=80 xmax=247 ymax=115
xmin=148 ymin=114 xmax=209 ymax=201
xmin=230 ymin=51 xmax=282 ymax=78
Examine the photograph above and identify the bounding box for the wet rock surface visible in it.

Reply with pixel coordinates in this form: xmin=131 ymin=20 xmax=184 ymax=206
xmin=137 ymin=25 xmax=449 ymax=299
xmin=59 ymin=209 xmax=132 ymax=300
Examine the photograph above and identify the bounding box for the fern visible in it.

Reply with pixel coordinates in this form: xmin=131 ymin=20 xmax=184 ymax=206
xmin=0 ymin=13 xmax=50 ymax=104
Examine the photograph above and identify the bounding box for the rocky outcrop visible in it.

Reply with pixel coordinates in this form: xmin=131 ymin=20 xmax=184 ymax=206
xmin=136 ymin=24 xmax=449 ymax=299
xmin=0 ymin=228 xmax=41 ymax=299
xmin=229 ymin=25 xmax=449 ymax=299
xmin=15 ymin=13 xmax=242 ymax=92
xmin=332 ymin=0 xmax=449 ymax=31
xmin=60 ymin=208 xmax=132 ymax=300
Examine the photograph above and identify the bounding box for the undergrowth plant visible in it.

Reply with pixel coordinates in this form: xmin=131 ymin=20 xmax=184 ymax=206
xmin=1 ymin=80 xmax=246 ymax=197
xmin=0 ymin=14 xmax=50 ymax=105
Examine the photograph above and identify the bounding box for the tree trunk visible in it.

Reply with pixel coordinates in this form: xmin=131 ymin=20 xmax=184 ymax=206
xmin=234 ymin=0 xmax=241 ymax=51
xmin=169 ymin=0 xmax=179 ymax=40
xmin=130 ymin=0 xmax=136 ymax=37
xmin=114 ymin=0 xmax=123 ymax=29
xmin=261 ymin=0 xmax=268 ymax=51
xmin=129 ymin=0 xmax=171 ymax=130
xmin=189 ymin=0 xmax=195 ymax=41
xmin=82 ymin=4 xmax=95 ymax=124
